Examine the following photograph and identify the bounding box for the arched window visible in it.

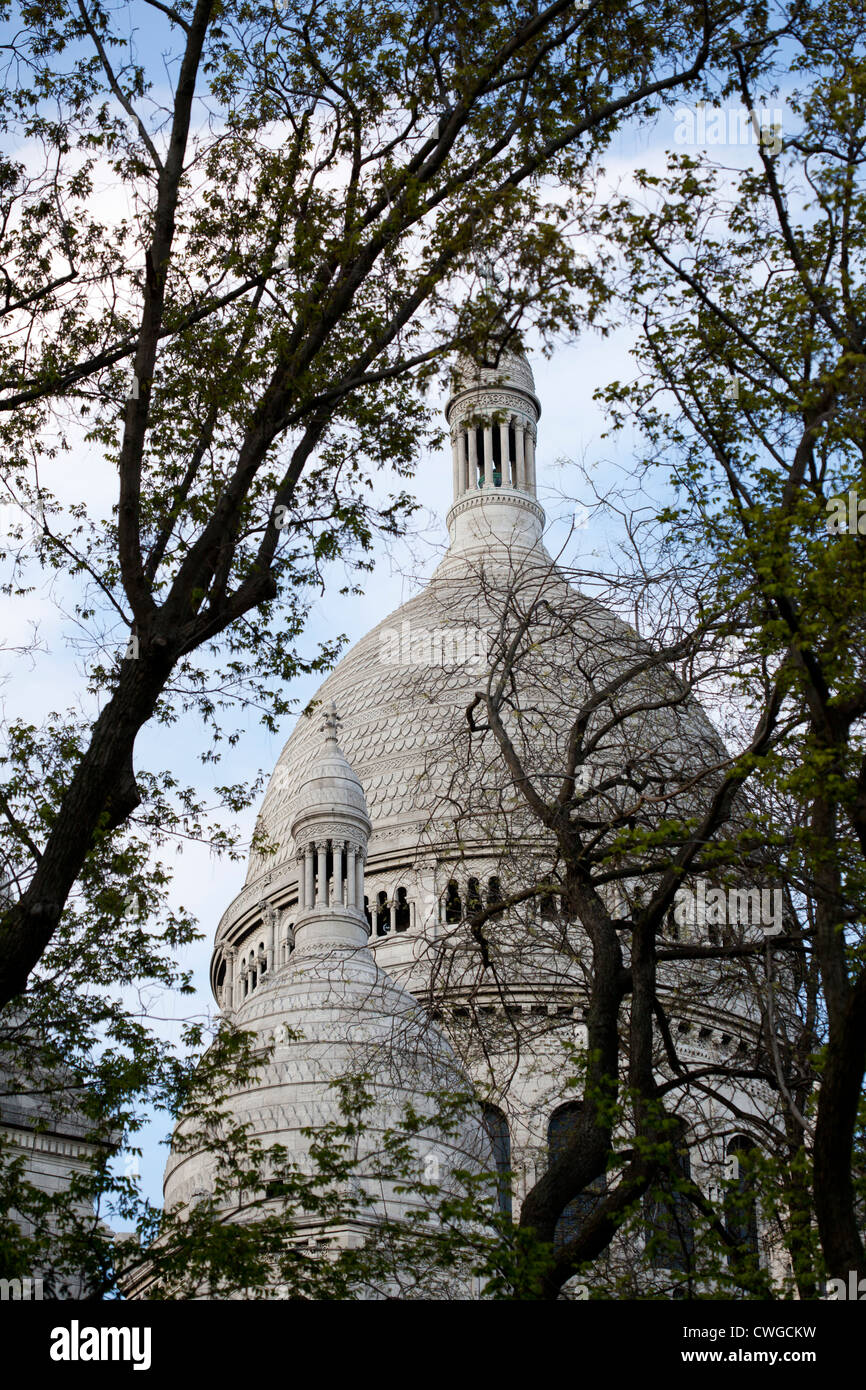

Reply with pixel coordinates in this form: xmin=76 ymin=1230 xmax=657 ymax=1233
xmin=375 ymin=890 xmax=390 ymax=936
xmin=444 ymin=880 xmax=462 ymax=924
xmin=363 ymin=896 xmax=372 ymax=932
xmin=725 ymin=1135 xmax=759 ymax=1261
xmin=395 ymin=887 xmax=410 ymax=932
xmin=643 ymin=1117 xmax=695 ymax=1271
xmin=482 ymin=1104 xmax=512 ymax=1220
xmin=547 ymin=1102 xmax=605 ymax=1250
xmin=540 ymin=891 xmax=558 ymax=922
xmin=467 ymin=877 xmax=482 ymax=913
xmin=486 ymin=876 xmax=504 ymax=914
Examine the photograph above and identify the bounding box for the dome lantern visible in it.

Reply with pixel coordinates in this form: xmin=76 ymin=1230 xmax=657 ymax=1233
xmin=288 ymin=700 xmax=372 ymax=953
xmin=444 ymin=348 xmax=546 ymax=555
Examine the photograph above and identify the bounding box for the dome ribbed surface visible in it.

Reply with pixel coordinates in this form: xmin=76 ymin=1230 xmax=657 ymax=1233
xmin=292 ymin=746 xmax=369 ymax=821
xmin=245 ymin=547 xmax=725 ymax=891
xmin=450 ymin=349 xmax=537 ymax=401
xmin=164 ymin=946 xmax=494 ymax=1212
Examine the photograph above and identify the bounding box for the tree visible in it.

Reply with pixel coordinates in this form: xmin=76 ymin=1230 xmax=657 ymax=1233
xmin=394 ymin=539 xmax=814 ymax=1299
xmin=0 ymin=0 xmax=743 ymax=1008
xmin=591 ymin=0 xmax=866 ymax=1281
xmin=5 ymin=0 xmax=826 ymax=1301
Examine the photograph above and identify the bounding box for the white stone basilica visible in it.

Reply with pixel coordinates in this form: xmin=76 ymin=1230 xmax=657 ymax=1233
xmin=161 ymin=348 xmax=783 ymax=1294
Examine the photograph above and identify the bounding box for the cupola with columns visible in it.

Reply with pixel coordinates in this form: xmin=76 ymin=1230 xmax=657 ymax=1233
xmin=289 ymin=700 xmax=372 ymax=953
xmin=444 ymin=347 xmax=546 ymax=554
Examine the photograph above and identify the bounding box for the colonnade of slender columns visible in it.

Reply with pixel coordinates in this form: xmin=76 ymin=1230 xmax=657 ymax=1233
xmin=451 ymin=416 xmax=536 ymax=498
xmin=297 ymin=838 xmax=366 ymax=914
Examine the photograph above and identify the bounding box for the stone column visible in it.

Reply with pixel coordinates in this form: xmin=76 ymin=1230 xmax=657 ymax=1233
xmin=304 ymin=847 xmax=315 ymax=909
xmin=355 ymin=851 xmax=365 ymax=916
xmin=267 ymin=912 xmax=276 ymax=972
xmin=499 ymin=420 xmax=510 ymax=487
xmin=389 ymin=898 xmax=396 ymax=934
xmin=224 ymin=948 xmax=235 ymax=1010
xmin=297 ymin=856 xmax=306 ymax=911
xmin=346 ymin=844 xmax=356 ymax=908
xmin=451 ymin=432 xmax=460 ymax=499
xmin=316 ymin=841 xmax=328 ymax=907
xmin=526 ymin=428 xmax=536 ymax=492
xmin=332 ymin=842 xmax=341 ymax=906
xmin=482 ymin=424 xmax=493 ymax=488
xmin=515 ymin=420 xmax=526 ymax=490
xmin=458 ymin=429 xmax=469 ymax=496
xmin=467 ymin=426 xmax=477 ymax=491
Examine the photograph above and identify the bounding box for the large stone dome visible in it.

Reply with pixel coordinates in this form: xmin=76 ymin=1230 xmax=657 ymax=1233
xmin=214 ymin=350 xmax=726 ymax=976
xmin=185 ymin=350 xmax=778 ymax=1290
xmin=165 ymin=943 xmax=494 ymax=1218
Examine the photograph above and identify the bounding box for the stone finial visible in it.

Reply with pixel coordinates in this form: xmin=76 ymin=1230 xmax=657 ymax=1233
xmin=477 ymin=255 xmax=498 ymax=292
xmin=321 ymin=699 xmax=341 ymax=745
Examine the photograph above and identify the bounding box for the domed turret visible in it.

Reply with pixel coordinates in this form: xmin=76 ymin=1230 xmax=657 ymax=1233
xmin=161 ymin=712 xmax=495 ymax=1289
xmin=289 ymin=701 xmax=372 ymax=954
xmin=444 ymin=345 xmax=545 ymax=554
xmin=449 ymin=348 xmax=540 ymax=405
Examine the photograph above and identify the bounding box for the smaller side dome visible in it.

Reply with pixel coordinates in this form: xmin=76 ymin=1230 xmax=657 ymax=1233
xmin=449 ymin=349 xmax=538 ymax=404
xmin=290 ymin=701 xmax=370 ymax=826
xmin=156 ymin=697 xmax=497 ymax=1299
xmin=290 ymin=702 xmax=372 ymax=953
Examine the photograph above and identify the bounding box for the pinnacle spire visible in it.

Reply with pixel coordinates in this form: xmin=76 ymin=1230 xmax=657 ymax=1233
xmin=321 ymin=699 xmax=341 ymax=746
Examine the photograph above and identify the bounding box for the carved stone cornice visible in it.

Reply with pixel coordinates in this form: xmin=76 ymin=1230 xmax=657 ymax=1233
xmin=445 ymin=489 xmax=545 ymax=527
xmin=448 ymin=388 xmax=539 ymax=428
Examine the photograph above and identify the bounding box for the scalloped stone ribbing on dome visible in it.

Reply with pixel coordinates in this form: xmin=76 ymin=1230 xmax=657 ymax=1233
xmin=226 ymin=553 xmax=724 ymax=910
xmin=448 ymin=349 xmax=539 ymax=406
